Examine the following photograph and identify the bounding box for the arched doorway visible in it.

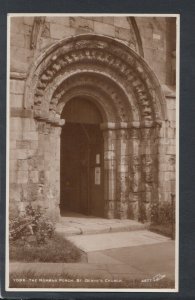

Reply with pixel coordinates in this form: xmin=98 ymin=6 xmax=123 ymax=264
xmin=24 ymin=34 xmax=166 ymax=222
xmin=60 ymin=97 xmax=104 ymax=217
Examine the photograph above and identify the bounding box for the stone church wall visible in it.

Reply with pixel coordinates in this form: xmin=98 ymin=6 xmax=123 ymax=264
xmin=9 ymin=16 xmax=176 ymax=220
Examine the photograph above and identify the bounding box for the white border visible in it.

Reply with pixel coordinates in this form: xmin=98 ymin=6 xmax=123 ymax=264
xmin=6 ymin=13 xmax=180 ymax=293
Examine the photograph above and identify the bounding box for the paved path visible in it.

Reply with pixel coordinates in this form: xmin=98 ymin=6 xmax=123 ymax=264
xmin=66 ymin=230 xmax=170 ymax=252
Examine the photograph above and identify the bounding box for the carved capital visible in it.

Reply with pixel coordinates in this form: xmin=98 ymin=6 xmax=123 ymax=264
xmin=129 ymin=127 xmax=140 ymax=139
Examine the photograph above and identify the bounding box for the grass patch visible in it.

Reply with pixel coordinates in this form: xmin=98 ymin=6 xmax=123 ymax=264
xmin=9 ymin=271 xmax=175 ymax=289
xmin=149 ymin=223 xmax=175 ymax=239
xmin=10 ymin=233 xmax=86 ymax=263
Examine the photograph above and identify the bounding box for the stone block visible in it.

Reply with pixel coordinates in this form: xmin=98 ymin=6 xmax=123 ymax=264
xmin=159 ymin=171 xmax=167 ymax=183
xmin=23 ymin=118 xmax=31 ymax=131
xmin=10 ymin=140 xmax=16 ymax=149
xmin=167 ymin=109 xmax=176 ymax=121
xmin=29 ymin=171 xmax=39 ymax=183
xmin=170 ymin=121 xmax=176 ymax=129
xmin=45 ymin=16 xmax=70 ymax=27
xmin=115 ymin=26 xmax=132 ymax=41
xmin=10 ymin=171 xmax=16 ymax=183
xmin=158 ymin=163 xmax=167 ymax=172
xmin=62 ymin=26 xmax=77 ymax=38
xmin=10 ymin=117 xmax=23 ymax=132
xmin=166 ymin=155 xmax=176 ymax=171
xmin=23 ymin=131 xmax=38 ymax=141
xmin=157 ymin=144 xmax=167 ymax=154
xmin=16 ymin=140 xmax=31 ymax=149
xmin=38 ymin=37 xmax=57 ymax=50
xmin=9 ymin=159 xmax=17 ymax=171
xmin=10 ymin=32 xmax=26 ymax=48
xmin=170 ymin=138 xmax=176 ymax=145
xmin=94 ymin=21 xmax=115 ymax=37
xmin=10 ymin=17 xmax=31 ymax=34
xmin=10 ymin=93 xmax=23 ymax=108
xmin=70 ymin=17 xmax=94 ymax=30
xmin=159 ymin=126 xmax=165 ymax=138
xmin=75 ymin=27 xmax=93 ymax=35
xmin=102 ymin=17 xmax=114 ymax=25
xmin=158 ymin=155 xmax=166 ymax=164
xmin=10 ymin=46 xmax=33 ymax=73
xmin=164 ymin=171 xmax=175 ymax=182
xmin=92 ymin=17 xmax=103 ymax=22
xmin=30 ymin=140 xmax=38 ymax=150
xmin=9 ymin=183 xmax=22 ymax=202
xmin=10 ymin=80 xmax=25 ymax=95
xmin=10 ymin=108 xmax=33 ymax=118
xmin=17 ymin=171 xmax=28 ymax=183
xmin=164 ymin=192 xmax=173 ymax=202
xmin=16 ymin=149 xmax=34 ymax=160
xmin=114 ymin=17 xmax=130 ymax=29
xmin=166 ymin=145 xmax=176 ymax=155
xmin=164 ymin=180 xmax=175 ymax=192
xmin=166 ymin=127 xmax=175 ymax=139
xmin=166 ymin=98 xmax=176 ymax=110
xmin=23 ymin=17 xmax=34 ymax=26
xmin=50 ymin=23 xmax=66 ymax=39
xmin=30 ymin=119 xmax=37 ymax=131
xmin=17 ymin=159 xmax=29 ymax=171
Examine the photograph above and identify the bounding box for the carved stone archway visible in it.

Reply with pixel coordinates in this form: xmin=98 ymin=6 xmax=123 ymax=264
xmin=24 ymin=34 xmax=166 ymax=221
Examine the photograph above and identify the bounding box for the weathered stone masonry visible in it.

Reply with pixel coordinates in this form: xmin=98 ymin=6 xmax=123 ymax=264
xmin=9 ymin=16 xmax=176 ymax=221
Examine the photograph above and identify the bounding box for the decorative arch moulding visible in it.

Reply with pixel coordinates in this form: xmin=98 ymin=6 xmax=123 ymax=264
xmin=24 ymin=34 xmax=167 ymax=125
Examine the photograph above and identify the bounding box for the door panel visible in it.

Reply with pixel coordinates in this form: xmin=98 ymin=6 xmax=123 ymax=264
xmin=60 ymin=122 xmax=104 ymax=217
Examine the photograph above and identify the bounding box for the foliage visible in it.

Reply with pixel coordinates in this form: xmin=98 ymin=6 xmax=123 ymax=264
xmin=150 ymin=200 xmax=175 ymax=239
xmin=10 ymin=233 xmax=85 ymax=263
xmin=151 ymin=201 xmax=175 ymax=225
xmin=9 ymin=204 xmax=55 ymax=245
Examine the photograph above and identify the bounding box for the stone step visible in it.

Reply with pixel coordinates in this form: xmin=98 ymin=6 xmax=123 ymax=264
xmin=55 ymin=217 xmax=147 ymax=236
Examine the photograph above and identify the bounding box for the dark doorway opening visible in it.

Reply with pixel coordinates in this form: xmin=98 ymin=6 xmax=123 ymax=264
xmin=60 ymin=97 xmax=104 ymax=217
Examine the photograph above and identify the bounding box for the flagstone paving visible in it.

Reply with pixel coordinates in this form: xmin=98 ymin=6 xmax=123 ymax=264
xmin=66 ymin=230 xmax=170 ymax=252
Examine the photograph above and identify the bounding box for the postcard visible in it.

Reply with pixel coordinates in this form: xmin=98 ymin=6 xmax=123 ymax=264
xmin=6 ymin=13 xmax=179 ymax=293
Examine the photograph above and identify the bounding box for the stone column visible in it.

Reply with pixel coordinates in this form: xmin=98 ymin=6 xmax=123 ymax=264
xmin=141 ymin=126 xmax=157 ymax=222
xmin=128 ymin=127 xmax=141 ymax=220
xmin=102 ymin=128 xmax=117 ymax=219
xmin=115 ymin=128 xmax=129 ymax=219
xmin=35 ymin=119 xmax=64 ymax=221
xmin=48 ymin=125 xmax=62 ymax=220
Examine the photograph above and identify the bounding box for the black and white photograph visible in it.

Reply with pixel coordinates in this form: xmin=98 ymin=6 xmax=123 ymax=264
xmin=6 ymin=14 xmax=179 ymax=292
